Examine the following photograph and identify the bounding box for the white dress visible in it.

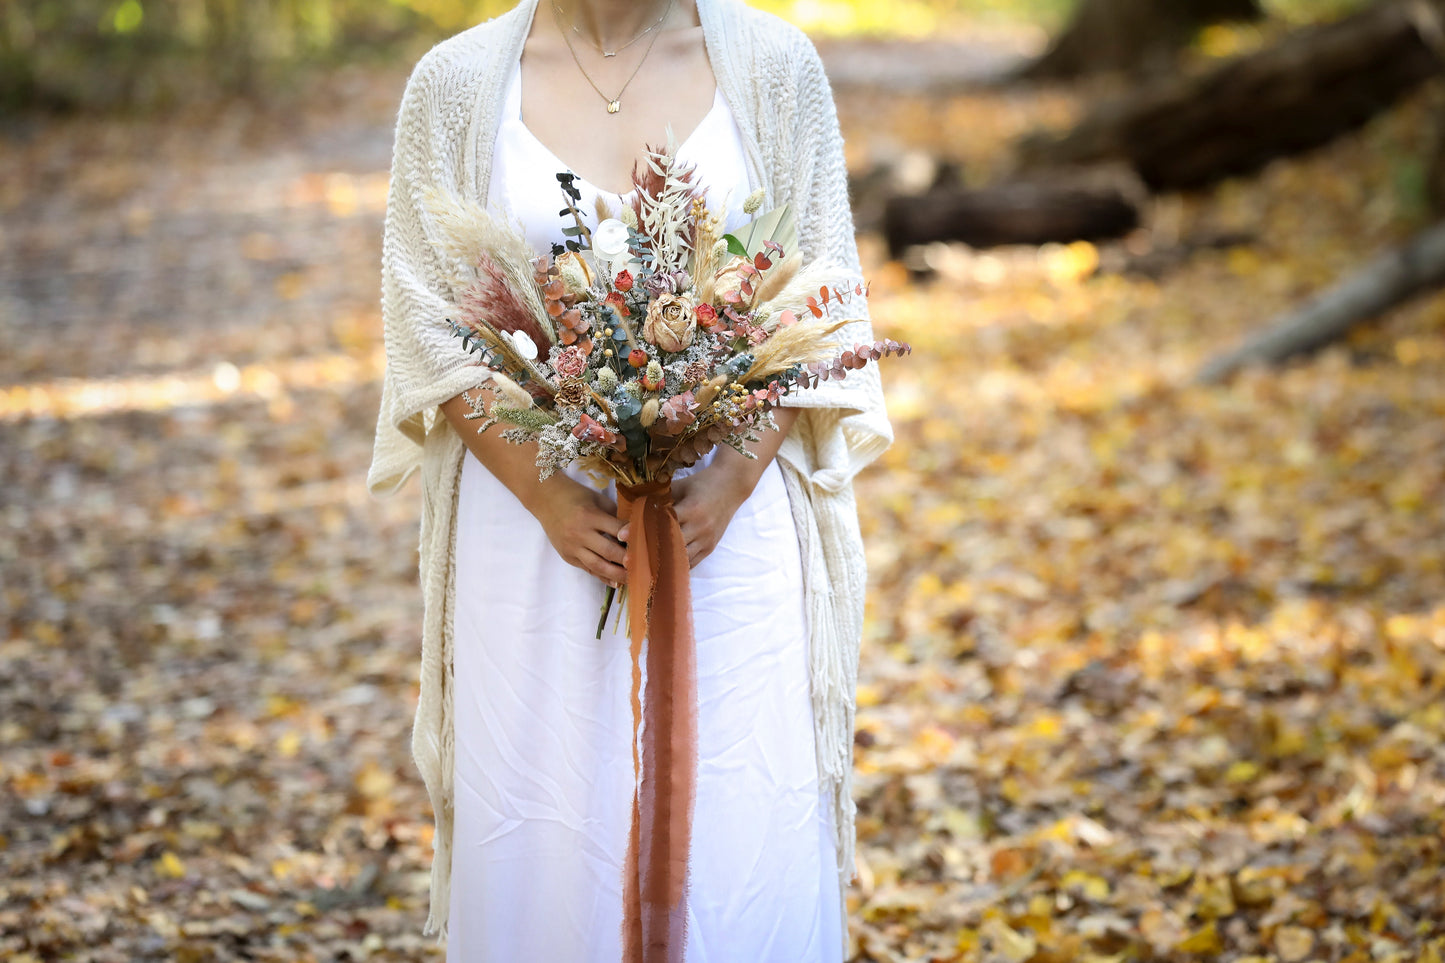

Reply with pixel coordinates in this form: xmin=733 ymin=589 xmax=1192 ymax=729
xmin=445 ymin=62 xmax=843 ymax=962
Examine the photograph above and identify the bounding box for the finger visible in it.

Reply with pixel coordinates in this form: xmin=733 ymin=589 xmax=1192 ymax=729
xmin=578 ymin=549 xmax=627 ymax=587
xmin=688 ymin=541 xmax=710 ymax=568
xmin=585 ymin=530 xmax=628 ymax=567
xmin=584 ymin=505 xmax=628 ymax=541
xmin=673 ymin=502 xmax=700 ymax=539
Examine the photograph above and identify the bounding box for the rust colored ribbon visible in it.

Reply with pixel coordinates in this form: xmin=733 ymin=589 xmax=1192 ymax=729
xmin=615 ymin=479 xmax=696 ymax=963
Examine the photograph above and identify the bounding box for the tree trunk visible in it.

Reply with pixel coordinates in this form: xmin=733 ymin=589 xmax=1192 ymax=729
xmin=1196 ymin=219 xmax=1445 ymax=382
xmin=1021 ymin=0 xmax=1445 ymax=190
xmin=1427 ymin=95 xmax=1445 ymax=214
xmin=1023 ymin=0 xmax=1263 ymax=80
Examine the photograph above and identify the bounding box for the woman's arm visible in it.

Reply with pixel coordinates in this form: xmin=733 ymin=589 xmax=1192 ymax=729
xmin=440 ymin=388 xmax=629 ymax=587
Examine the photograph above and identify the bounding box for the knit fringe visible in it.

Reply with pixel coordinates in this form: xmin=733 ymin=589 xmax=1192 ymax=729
xmin=416 ymin=428 xmax=468 ymax=942
xmin=782 ymin=458 xmax=861 ymax=953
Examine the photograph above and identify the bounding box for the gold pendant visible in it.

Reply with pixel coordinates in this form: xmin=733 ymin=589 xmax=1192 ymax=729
xmin=607 ymin=100 xmax=621 ymax=114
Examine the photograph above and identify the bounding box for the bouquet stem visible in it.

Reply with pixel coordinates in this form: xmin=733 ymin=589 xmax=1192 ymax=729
xmin=596 ymin=583 xmax=630 ymax=640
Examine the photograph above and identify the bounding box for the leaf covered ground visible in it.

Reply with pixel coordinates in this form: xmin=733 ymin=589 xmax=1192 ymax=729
xmin=2 ymin=45 xmax=1443 ymax=963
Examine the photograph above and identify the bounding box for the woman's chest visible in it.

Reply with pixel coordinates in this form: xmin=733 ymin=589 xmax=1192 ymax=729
xmin=515 ymin=36 xmax=718 ymax=193
xmin=486 ymin=59 xmax=757 ymax=255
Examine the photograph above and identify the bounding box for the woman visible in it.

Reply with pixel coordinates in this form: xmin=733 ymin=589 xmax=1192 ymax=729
xmin=367 ymin=0 xmax=892 ymax=957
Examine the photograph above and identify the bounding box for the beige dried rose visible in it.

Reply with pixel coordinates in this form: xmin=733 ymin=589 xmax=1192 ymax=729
xmin=642 ymin=292 xmax=697 ymax=352
xmin=554 ymin=377 xmax=589 ymax=410
xmin=712 ymin=256 xmax=753 ymax=303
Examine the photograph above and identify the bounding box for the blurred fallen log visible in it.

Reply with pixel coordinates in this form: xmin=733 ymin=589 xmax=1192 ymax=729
xmin=1021 ymin=0 xmax=1445 ymax=190
xmin=1103 ymin=229 xmax=1257 ymax=279
xmin=882 ymin=179 xmax=1141 ymax=256
xmin=1196 ymin=218 xmax=1445 ymax=382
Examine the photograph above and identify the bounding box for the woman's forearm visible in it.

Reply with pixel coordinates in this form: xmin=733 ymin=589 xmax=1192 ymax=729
xmin=442 ymin=388 xmax=800 ymax=507
xmin=440 ymin=386 xmax=629 ymax=586
xmin=706 ymin=407 xmax=800 ymax=502
xmin=439 ymin=387 xmax=574 ymax=517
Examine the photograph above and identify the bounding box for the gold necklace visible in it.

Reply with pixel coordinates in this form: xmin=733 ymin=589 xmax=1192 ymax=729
xmin=551 ymin=0 xmax=671 ymax=58
xmin=553 ymin=0 xmax=676 ymax=114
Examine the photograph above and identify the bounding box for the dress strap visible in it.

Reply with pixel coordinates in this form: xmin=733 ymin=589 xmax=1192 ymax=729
xmin=505 ymin=60 xmax=522 ymax=121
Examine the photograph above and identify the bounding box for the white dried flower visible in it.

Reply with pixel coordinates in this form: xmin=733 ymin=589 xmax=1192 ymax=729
xmin=592 ymin=218 xmax=632 ymax=266
xmin=554 ymin=251 xmax=593 ymax=297
xmin=508 ymin=330 xmax=538 ymax=360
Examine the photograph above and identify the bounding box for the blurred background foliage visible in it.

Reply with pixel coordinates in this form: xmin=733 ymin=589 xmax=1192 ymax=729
xmin=0 ymin=0 xmax=1373 ymax=114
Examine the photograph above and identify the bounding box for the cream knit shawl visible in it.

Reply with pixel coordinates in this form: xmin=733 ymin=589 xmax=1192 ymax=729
xmin=366 ymin=0 xmax=893 ymax=938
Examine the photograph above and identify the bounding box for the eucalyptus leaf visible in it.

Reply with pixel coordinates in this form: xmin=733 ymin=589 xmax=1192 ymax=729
xmin=613 ymin=396 xmax=642 ymax=421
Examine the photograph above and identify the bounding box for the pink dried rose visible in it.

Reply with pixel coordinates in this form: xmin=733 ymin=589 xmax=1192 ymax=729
xmin=613 ymin=269 xmax=634 ymax=292
xmin=642 ymin=292 xmax=697 ymax=352
xmin=553 ymin=345 xmax=589 ymax=378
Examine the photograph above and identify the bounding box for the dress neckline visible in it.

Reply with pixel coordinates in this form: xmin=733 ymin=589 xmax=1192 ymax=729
xmin=507 ymin=61 xmax=723 ymax=199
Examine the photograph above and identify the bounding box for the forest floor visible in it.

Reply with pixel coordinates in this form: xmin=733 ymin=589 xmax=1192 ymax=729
xmin=2 ymin=35 xmax=1444 ymax=963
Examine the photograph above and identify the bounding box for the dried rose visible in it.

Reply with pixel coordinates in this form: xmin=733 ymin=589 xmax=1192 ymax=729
xmin=694 ymin=302 xmax=718 ymax=329
xmin=712 ymin=257 xmax=753 ymax=302
xmin=614 ymin=269 xmax=634 ymax=292
xmin=682 ymin=359 xmax=710 ymax=386
xmin=555 ymin=377 xmax=589 ymax=409
xmin=642 ymin=292 xmax=697 ymax=352
xmin=627 ymin=348 xmax=648 ymax=369
xmin=604 ymin=291 xmax=630 ymax=317
xmin=553 ymin=345 xmax=588 ymax=378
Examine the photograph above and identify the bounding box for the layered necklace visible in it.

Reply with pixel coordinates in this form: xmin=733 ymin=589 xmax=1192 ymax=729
xmin=551 ymin=0 xmax=677 ymax=114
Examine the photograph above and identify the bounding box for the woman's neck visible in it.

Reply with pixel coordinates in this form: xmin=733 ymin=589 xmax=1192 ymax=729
xmin=551 ymin=0 xmax=682 ymax=53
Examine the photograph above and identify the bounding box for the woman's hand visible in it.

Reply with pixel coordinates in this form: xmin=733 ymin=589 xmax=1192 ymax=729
xmin=617 ymin=409 xmax=802 ymax=569
xmin=668 ymin=466 xmax=753 ymax=568
xmin=529 ymin=477 xmax=629 ymax=587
